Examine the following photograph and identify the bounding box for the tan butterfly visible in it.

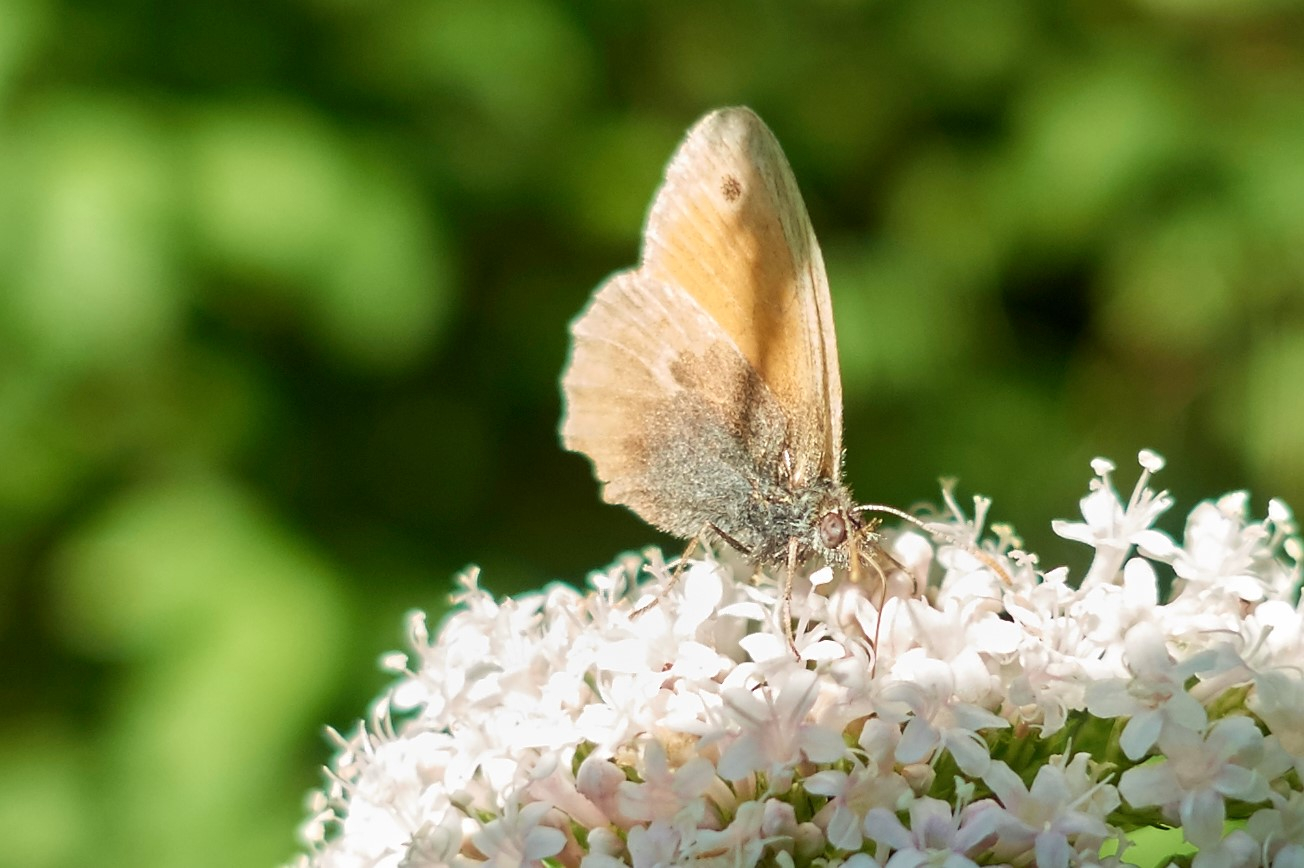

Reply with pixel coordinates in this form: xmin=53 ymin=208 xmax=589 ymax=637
xmin=560 ymin=107 xmax=912 ymax=641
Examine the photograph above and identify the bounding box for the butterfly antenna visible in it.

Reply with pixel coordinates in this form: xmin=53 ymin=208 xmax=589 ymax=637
xmin=855 ymin=503 xmax=1013 ymax=586
xmin=856 ymin=503 xmax=934 ymax=532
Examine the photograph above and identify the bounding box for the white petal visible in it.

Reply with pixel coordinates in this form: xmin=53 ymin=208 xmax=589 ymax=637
xmin=1120 ymin=711 xmax=1162 ymax=761
xmin=1118 ymin=763 xmax=1177 ymax=809
xmin=1034 ymin=830 xmax=1073 ymax=868
xmin=522 ymin=824 xmax=567 ymax=860
xmin=803 ymin=726 xmax=852 ymax=764
xmin=827 ymin=804 xmax=863 ymax=851
xmin=1179 ymin=788 xmax=1226 ymax=849
xmin=980 ymin=760 xmax=1025 ymax=807
xmin=863 ymin=807 xmax=913 ymax=850
xmin=945 ymin=730 xmax=993 ymax=776
xmin=896 ymin=718 xmax=938 ymax=764
xmin=804 ymin=769 xmax=847 ymax=797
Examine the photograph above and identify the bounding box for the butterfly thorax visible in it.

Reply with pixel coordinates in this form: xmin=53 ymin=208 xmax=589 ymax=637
xmin=722 ymin=473 xmax=862 ymax=569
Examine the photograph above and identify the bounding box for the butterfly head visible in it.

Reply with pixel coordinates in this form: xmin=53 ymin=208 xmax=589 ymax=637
xmin=791 ymin=480 xmax=870 ymax=570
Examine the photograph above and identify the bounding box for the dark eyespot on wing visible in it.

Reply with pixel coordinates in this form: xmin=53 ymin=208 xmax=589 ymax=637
xmin=720 ymin=174 xmax=742 ymax=203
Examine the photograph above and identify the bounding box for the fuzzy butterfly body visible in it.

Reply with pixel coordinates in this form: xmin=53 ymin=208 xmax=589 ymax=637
xmin=560 ymin=107 xmax=869 ymax=583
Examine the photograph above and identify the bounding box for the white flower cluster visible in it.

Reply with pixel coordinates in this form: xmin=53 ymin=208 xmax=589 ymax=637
xmin=292 ymin=453 xmax=1304 ymax=868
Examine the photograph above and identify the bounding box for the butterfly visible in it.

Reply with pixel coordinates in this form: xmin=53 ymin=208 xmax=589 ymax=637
xmin=560 ymin=107 xmax=914 ymax=644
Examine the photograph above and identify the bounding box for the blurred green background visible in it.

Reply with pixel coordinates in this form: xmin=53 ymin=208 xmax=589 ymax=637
xmin=2 ymin=0 xmax=1303 ymax=865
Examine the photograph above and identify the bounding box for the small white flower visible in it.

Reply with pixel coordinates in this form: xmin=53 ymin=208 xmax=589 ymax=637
xmin=863 ymin=796 xmax=999 ymax=867
xmin=891 ymin=595 xmax=1021 ymax=702
xmin=625 ymin=821 xmax=681 ymax=867
xmin=1052 ymin=453 xmax=1176 ymax=586
xmin=983 ymin=757 xmax=1117 ymax=868
xmin=1249 ymin=670 xmax=1304 ymax=763
xmin=1073 ymin=557 xmax=1161 ymax=651
xmin=316 ymin=727 xmax=465 ymax=866
xmin=807 ymin=761 xmax=905 ymax=851
xmin=1244 ymin=601 xmax=1304 ymax=676
xmin=467 ymin=800 xmax=566 ymax=867
xmin=586 ymin=754 xmax=644 ymax=829
xmin=880 ymin=667 xmax=1009 ymax=776
xmin=806 ymin=723 xmax=910 ymax=852
xmin=1084 ymin=622 xmax=1212 ymax=760
xmin=1168 ymin=495 xmax=1276 ymax=608
xmin=1119 ymin=716 xmax=1272 ymax=847
xmin=681 ymin=800 xmax=778 ymax=865
xmin=1189 ymin=828 xmax=1259 ymax=868
xmin=579 ymin=827 xmax=626 ymax=867
xmin=1247 ymin=791 xmax=1304 ymax=867
xmin=528 ymin=753 xmax=612 ymax=830
xmin=617 ymin=741 xmax=717 ymax=825
xmin=717 ymin=667 xmax=849 ymax=786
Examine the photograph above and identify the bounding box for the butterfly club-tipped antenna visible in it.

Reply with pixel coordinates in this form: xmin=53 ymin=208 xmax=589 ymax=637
xmin=855 ymin=502 xmax=1014 ymax=587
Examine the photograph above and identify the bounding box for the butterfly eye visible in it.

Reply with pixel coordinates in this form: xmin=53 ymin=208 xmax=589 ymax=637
xmin=819 ymin=512 xmax=847 ymax=548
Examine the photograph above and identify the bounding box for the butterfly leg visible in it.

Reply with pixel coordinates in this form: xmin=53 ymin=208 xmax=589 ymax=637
xmin=630 ymin=534 xmax=701 ymax=619
xmin=706 ymin=522 xmax=752 ymax=556
xmin=630 ymin=520 xmax=761 ymax=620
xmin=783 ymin=536 xmax=799 ymax=656
xmin=866 ymin=550 xmax=889 ymax=677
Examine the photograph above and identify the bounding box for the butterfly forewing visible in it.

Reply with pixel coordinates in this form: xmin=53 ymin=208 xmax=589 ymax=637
xmin=640 ymin=107 xmax=842 ymax=484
